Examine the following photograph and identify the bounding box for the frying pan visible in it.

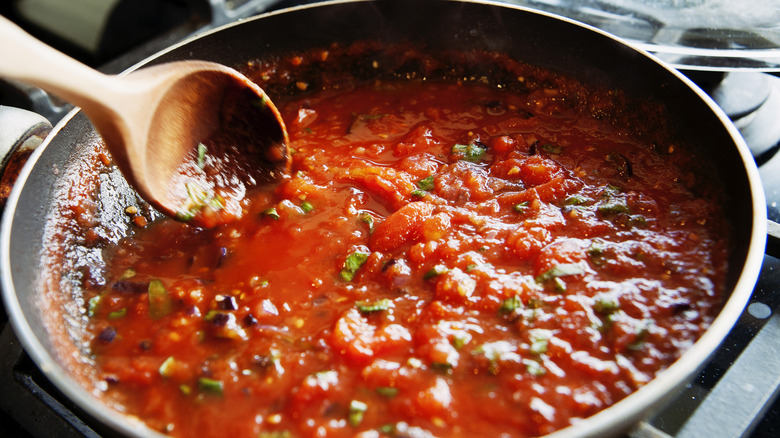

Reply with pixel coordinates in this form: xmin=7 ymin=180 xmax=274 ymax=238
xmin=0 ymin=0 xmax=767 ymax=437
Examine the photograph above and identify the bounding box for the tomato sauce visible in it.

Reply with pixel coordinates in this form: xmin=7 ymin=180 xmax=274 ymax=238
xmin=83 ymin=50 xmax=728 ymax=438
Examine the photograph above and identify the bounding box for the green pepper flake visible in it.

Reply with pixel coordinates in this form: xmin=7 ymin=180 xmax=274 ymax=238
xmin=348 ymin=400 xmax=368 ymax=427
xmin=417 ymin=175 xmax=435 ymax=191
xmin=452 ymin=140 xmax=487 ymax=163
xmin=148 ymin=279 xmax=174 ymax=319
xmin=197 ymin=377 xmax=224 ymax=395
xmin=196 ymin=142 xmax=207 ymax=170
xmin=108 ymin=308 xmax=127 ymax=320
xmin=535 ymin=263 xmax=585 ymax=284
xmin=301 ymin=201 xmax=314 ymax=213
xmin=423 ymin=264 xmax=449 ymax=279
xmin=340 ymin=250 xmax=370 ymax=281
xmin=356 ymin=298 xmax=392 ymax=314
xmin=264 ymin=207 xmax=280 ymax=220
xmin=159 ymin=356 xmax=176 ymax=378
xmin=375 ymin=387 xmax=399 ymax=398
xmin=87 ymin=295 xmax=102 ymax=318
xmin=179 ymin=384 xmax=192 ymax=396
xmin=513 ymin=201 xmax=529 ymax=214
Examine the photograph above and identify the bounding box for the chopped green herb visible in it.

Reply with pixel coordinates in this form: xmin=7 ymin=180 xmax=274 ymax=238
xmin=417 ymin=175 xmax=435 ymax=191
xmin=423 ymin=264 xmax=449 ymax=279
xmin=196 ymin=143 xmax=207 ymax=170
xmin=535 ymin=263 xmax=584 ymax=284
xmin=119 ymin=268 xmax=136 ymax=280
xmin=148 ymin=279 xmax=173 ymax=319
xmin=108 ymin=308 xmax=127 ymax=320
xmin=628 ymin=320 xmax=652 ymax=351
xmin=499 ymin=296 xmax=523 ymax=315
xmin=597 ymin=200 xmax=630 ymax=215
xmin=87 ymin=295 xmax=102 ymax=317
xmin=593 ymin=296 xmax=620 ymax=314
xmin=629 ymin=215 xmax=647 ymax=227
xmin=379 ymin=424 xmax=396 ymax=435
xmin=452 ymin=140 xmax=487 ymax=163
xmin=375 ymin=387 xmax=399 ymax=398
xmin=529 ymin=330 xmax=551 ymax=355
xmin=179 ymin=384 xmax=192 ymax=396
xmin=176 ymin=182 xmax=225 ymax=222
xmin=340 ymin=250 xmax=370 ymax=281
xmin=253 ymin=96 xmax=269 ymax=109
xmin=587 ymin=240 xmax=606 ymax=258
xmin=159 ymin=356 xmax=176 ymax=378
xmin=197 ymin=377 xmax=224 ymax=395
xmin=300 ymin=201 xmax=314 ymax=213
xmin=513 ymin=201 xmax=529 ymax=213
xmin=564 ymin=194 xmax=588 ymax=206
xmin=356 ymin=299 xmax=392 ymax=313
xmin=410 ymin=189 xmax=427 ymax=198
xmin=348 ymin=400 xmax=368 ymax=427
xmin=359 ymin=212 xmax=375 ymax=232
xmin=264 ymin=207 xmax=280 ymax=220
xmin=430 ymin=362 xmax=454 ymax=375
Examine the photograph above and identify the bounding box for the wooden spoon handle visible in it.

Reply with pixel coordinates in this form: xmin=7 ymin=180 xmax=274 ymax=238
xmin=0 ymin=15 xmax=119 ymax=112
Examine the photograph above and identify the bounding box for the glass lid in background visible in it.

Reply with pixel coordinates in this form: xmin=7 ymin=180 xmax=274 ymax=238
xmin=499 ymin=0 xmax=780 ymax=71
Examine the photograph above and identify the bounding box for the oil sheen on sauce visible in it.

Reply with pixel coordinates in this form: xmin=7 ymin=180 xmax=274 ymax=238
xmin=85 ymin=76 xmax=728 ymax=437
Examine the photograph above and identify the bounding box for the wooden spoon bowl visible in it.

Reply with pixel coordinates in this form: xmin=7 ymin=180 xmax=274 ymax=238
xmin=0 ymin=16 xmax=289 ymax=227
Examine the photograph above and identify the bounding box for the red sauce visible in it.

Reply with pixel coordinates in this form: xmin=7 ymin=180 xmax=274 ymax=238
xmin=84 ymin=63 xmax=728 ymax=437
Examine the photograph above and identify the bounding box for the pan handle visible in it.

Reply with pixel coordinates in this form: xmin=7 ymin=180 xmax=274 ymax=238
xmin=766 ymin=220 xmax=780 ymax=259
xmin=0 ymin=105 xmax=51 ymax=212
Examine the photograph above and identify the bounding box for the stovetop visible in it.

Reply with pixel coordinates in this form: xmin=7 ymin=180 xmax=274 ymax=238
xmin=2 ymin=1 xmax=780 ymax=437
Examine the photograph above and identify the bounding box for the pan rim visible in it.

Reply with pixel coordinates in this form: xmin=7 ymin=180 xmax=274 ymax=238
xmin=0 ymin=1 xmax=767 ymax=437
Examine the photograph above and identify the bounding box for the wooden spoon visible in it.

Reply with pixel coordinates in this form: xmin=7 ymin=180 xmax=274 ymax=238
xmin=0 ymin=16 xmax=289 ymax=228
